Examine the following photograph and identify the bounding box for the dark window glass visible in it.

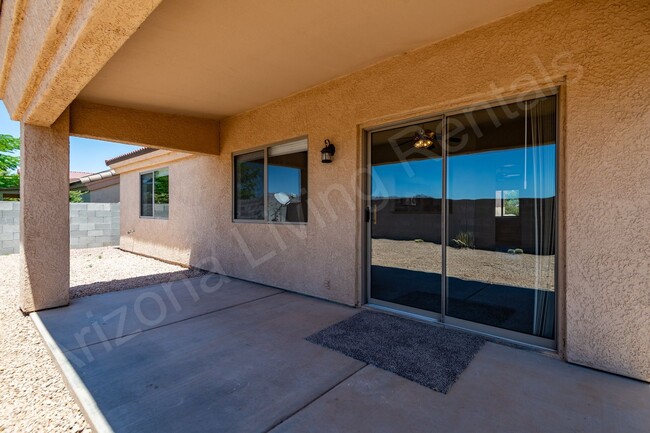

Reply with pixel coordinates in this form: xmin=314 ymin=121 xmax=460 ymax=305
xmin=234 ymin=140 xmax=308 ymax=223
xmin=369 ymin=119 xmax=443 ymax=313
xmin=154 ymin=168 xmax=169 ymax=219
xmin=234 ymin=151 xmax=264 ymax=220
xmin=140 ymin=168 xmax=169 ymax=219
xmin=445 ymin=95 xmax=557 ymax=339
xmin=140 ymin=172 xmax=153 ymax=217
xmin=268 ymin=141 xmax=308 ymax=223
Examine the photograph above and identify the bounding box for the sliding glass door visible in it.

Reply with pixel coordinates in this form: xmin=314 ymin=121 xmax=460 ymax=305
xmin=367 ymin=93 xmax=558 ymax=347
xmin=369 ymin=118 xmax=443 ymax=316
xmin=444 ymin=95 xmax=557 ymax=344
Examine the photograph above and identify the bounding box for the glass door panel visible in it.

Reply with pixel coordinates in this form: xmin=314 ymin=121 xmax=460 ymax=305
xmin=445 ymin=96 xmax=557 ymax=340
xmin=369 ymin=119 xmax=443 ymax=314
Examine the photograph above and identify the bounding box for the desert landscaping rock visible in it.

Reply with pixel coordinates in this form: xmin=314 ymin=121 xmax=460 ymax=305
xmin=68 ymin=247 xmax=205 ymax=299
xmin=0 ymin=247 xmax=206 ymax=432
xmin=372 ymin=238 xmax=555 ymax=291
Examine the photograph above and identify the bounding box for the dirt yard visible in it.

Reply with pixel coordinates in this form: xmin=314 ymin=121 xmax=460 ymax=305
xmin=372 ymin=238 xmax=555 ymax=290
xmin=0 ymin=247 xmax=205 ymax=433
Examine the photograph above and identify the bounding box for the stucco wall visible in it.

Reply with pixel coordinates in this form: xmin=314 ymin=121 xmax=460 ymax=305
xmin=117 ymin=0 xmax=650 ymax=381
xmin=86 ymin=183 xmax=120 ymax=203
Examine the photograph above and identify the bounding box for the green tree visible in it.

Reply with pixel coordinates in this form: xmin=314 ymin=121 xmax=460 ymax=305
xmin=69 ymin=190 xmax=87 ymax=203
xmin=238 ymin=163 xmax=262 ymax=199
xmin=153 ymin=172 xmax=169 ymax=204
xmin=0 ymin=134 xmax=20 ymax=189
xmin=503 ymin=190 xmax=520 ymax=216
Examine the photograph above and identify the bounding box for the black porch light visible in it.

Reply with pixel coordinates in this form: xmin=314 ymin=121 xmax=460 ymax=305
xmin=321 ymin=139 xmax=336 ymax=163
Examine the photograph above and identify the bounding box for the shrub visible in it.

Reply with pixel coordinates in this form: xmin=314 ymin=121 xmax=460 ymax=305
xmin=452 ymin=231 xmax=474 ymax=249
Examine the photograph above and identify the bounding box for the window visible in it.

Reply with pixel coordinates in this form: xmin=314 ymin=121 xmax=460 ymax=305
xmin=495 ymin=189 xmax=520 ymax=217
xmin=140 ymin=168 xmax=169 ymax=219
xmin=234 ymin=151 xmax=264 ymax=220
xmin=234 ymin=138 xmax=308 ymax=223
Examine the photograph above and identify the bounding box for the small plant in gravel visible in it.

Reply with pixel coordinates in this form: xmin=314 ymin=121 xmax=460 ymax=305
xmin=451 ymin=231 xmax=474 ymax=249
xmin=414 ymin=239 xmax=424 ymax=243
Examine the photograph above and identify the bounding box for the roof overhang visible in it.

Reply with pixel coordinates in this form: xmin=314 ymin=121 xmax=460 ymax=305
xmin=0 ymin=0 xmax=549 ymax=153
xmin=78 ymin=0 xmax=550 ymax=119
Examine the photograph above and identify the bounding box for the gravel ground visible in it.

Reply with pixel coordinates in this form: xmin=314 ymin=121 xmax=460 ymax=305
xmin=372 ymin=238 xmax=555 ymax=290
xmin=0 ymin=247 xmax=206 ymax=433
xmin=69 ymin=247 xmax=205 ymax=299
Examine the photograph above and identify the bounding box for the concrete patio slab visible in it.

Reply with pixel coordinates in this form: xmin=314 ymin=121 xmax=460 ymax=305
xmin=36 ymin=281 xmax=365 ymax=433
xmin=33 ymin=276 xmax=649 ymax=433
xmin=37 ymin=274 xmax=282 ymax=350
xmin=271 ymin=342 xmax=650 ymax=433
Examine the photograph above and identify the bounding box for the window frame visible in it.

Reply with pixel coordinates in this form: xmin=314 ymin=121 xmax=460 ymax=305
xmin=495 ymin=189 xmax=520 ymax=218
xmin=232 ymin=137 xmax=308 ymax=225
xmin=139 ymin=167 xmax=170 ymax=220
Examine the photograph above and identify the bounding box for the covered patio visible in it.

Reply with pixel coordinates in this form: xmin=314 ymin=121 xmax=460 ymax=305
xmin=1 ymin=0 xmax=649 ymax=430
xmin=34 ymin=273 xmax=649 ymax=433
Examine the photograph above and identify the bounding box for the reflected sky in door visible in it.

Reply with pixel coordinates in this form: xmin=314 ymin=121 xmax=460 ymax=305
xmin=372 ymin=144 xmax=556 ymax=199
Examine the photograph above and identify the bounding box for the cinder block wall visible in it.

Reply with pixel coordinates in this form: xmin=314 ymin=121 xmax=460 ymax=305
xmin=70 ymin=203 xmax=121 ymax=249
xmin=0 ymin=202 xmax=120 ymax=254
xmin=0 ymin=202 xmax=20 ymax=255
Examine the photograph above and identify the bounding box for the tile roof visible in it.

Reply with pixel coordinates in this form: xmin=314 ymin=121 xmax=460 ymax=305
xmin=69 ymin=171 xmax=93 ymax=182
xmin=105 ymin=147 xmax=156 ymax=166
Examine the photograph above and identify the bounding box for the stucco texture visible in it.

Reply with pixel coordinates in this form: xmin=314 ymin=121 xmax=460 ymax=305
xmin=0 ymin=0 xmax=162 ymax=125
xmin=117 ymin=0 xmax=650 ymax=381
xmin=19 ymin=109 xmax=70 ymax=312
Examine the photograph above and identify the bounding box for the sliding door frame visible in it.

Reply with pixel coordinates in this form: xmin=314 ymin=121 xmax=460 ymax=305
xmin=364 ymin=114 xmax=444 ymax=322
xmin=363 ymin=86 xmax=561 ymax=351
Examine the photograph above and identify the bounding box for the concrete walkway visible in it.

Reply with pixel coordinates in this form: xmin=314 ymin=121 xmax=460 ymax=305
xmin=34 ymin=274 xmax=649 ymax=433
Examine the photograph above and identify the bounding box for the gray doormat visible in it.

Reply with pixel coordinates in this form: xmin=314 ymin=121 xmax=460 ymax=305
xmin=306 ymin=310 xmax=485 ymax=394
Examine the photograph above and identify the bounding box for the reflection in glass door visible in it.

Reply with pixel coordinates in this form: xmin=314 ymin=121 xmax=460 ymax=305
xmin=445 ymin=96 xmax=557 ymax=343
xmin=369 ymin=118 xmax=443 ymax=315
xmin=367 ymin=94 xmax=558 ymax=347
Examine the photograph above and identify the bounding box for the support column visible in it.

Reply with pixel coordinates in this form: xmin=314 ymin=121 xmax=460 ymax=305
xmin=19 ymin=109 xmax=70 ymax=312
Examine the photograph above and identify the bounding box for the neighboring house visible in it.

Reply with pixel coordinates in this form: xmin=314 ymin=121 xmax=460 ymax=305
xmin=0 ymin=171 xmax=94 ymax=201
xmin=0 ymin=187 xmax=18 ymax=201
xmin=2 ymin=0 xmax=649 ymax=385
xmin=69 ymin=169 xmax=120 ymax=203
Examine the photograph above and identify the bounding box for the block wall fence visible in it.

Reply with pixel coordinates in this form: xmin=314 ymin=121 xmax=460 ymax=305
xmin=0 ymin=202 xmax=120 ymax=254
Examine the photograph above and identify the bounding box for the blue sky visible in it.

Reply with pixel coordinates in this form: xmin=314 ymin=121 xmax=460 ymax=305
xmin=0 ymin=103 xmax=141 ymax=173
xmin=268 ymin=165 xmax=302 ymax=196
xmin=372 ymin=144 xmax=556 ymax=200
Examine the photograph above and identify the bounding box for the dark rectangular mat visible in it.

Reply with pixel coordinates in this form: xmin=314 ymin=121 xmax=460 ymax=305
xmin=306 ymin=310 xmax=485 ymax=394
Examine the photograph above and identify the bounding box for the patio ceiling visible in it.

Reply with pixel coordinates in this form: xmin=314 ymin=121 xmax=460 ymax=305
xmin=78 ymin=0 xmax=550 ymax=120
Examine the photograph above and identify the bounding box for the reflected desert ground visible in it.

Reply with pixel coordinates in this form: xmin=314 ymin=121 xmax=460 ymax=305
xmin=372 ymin=238 xmax=554 ymax=291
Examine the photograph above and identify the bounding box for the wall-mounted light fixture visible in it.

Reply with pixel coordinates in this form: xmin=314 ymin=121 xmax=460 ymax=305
xmin=321 ymin=139 xmax=336 ymax=163
xmin=413 ymin=129 xmax=435 ymax=149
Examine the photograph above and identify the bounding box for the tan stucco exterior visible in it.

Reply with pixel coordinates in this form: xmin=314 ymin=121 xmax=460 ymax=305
xmin=0 ymin=0 xmax=647 ymax=382
xmin=77 ymin=0 xmax=550 ymax=119
xmin=69 ymin=100 xmax=219 ymax=155
xmin=0 ymin=0 xmax=162 ymax=125
xmin=112 ymin=0 xmax=650 ymax=381
xmin=19 ymin=109 xmax=70 ymax=312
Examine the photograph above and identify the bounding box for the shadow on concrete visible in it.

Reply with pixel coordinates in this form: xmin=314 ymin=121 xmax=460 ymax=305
xmin=70 ymin=269 xmax=207 ymax=299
